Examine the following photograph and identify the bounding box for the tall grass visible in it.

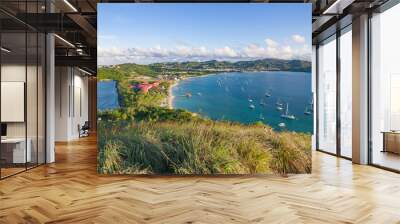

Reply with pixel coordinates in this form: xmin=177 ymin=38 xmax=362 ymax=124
xmin=97 ymin=140 xmax=122 ymax=174
xmin=269 ymin=132 xmax=311 ymax=175
xmin=98 ymin=120 xmax=311 ymax=175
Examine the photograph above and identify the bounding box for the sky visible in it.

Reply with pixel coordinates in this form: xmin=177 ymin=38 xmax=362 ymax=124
xmin=98 ymin=4 xmax=312 ymax=65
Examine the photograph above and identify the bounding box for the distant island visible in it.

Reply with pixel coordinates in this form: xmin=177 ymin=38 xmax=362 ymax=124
xmin=98 ymin=58 xmax=311 ymax=80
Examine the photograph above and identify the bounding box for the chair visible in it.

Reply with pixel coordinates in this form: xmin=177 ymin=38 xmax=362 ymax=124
xmin=78 ymin=121 xmax=90 ymax=138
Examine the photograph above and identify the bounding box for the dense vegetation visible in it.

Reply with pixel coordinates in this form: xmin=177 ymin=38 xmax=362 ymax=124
xmin=98 ymin=120 xmax=311 ymax=175
xmin=98 ymin=58 xmax=311 ymax=81
xmin=98 ymin=63 xmax=159 ymax=80
xmin=151 ymin=58 xmax=311 ymax=72
xmin=97 ymin=58 xmax=312 ymax=175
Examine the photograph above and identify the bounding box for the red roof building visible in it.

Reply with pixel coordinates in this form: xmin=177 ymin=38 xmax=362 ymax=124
xmin=132 ymin=81 xmax=161 ymax=94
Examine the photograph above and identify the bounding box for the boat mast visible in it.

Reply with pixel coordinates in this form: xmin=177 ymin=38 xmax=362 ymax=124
xmin=285 ymin=103 xmax=289 ymax=115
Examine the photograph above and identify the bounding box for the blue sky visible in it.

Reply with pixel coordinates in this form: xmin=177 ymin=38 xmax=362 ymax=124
xmin=98 ymin=4 xmax=311 ymax=65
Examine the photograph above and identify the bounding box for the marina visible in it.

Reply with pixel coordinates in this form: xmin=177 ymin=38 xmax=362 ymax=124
xmin=171 ymin=71 xmax=313 ymax=132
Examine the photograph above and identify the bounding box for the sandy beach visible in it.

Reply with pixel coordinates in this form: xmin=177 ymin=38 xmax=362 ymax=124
xmin=166 ymin=72 xmax=252 ymax=109
xmin=167 ymin=82 xmax=178 ymax=109
xmin=167 ymin=74 xmax=217 ymax=109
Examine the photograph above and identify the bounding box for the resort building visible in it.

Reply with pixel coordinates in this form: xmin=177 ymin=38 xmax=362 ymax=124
xmin=133 ymin=81 xmax=160 ymax=93
xmin=0 ymin=0 xmax=399 ymax=223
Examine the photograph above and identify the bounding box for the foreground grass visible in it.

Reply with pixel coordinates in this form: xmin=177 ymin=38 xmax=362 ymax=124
xmin=98 ymin=120 xmax=311 ymax=175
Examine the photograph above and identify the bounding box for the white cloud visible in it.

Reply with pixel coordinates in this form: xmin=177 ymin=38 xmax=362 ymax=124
xmin=242 ymin=44 xmax=268 ymax=58
xmin=98 ymin=47 xmax=125 ymax=57
xmin=291 ymin=34 xmax=306 ymax=44
xmin=214 ymin=46 xmax=238 ymax=58
xmin=265 ymin=38 xmax=278 ymax=48
xmin=98 ymin=37 xmax=311 ymax=65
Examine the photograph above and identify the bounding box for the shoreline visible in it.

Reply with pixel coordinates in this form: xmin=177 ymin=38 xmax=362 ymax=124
xmin=166 ymin=75 xmax=198 ymax=109
xmin=167 ymin=81 xmax=177 ymax=109
xmin=166 ymin=72 xmax=240 ymax=109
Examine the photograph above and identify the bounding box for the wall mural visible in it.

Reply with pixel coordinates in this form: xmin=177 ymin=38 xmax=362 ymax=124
xmin=97 ymin=3 xmax=313 ymax=175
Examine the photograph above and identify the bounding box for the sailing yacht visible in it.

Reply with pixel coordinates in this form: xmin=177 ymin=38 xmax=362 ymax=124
xmin=265 ymin=89 xmax=272 ymax=97
xmin=276 ymin=98 xmax=283 ymax=107
xmin=281 ymin=103 xmax=295 ymax=120
xmin=309 ymin=97 xmax=314 ymax=112
xmin=276 ymin=99 xmax=284 ymax=110
xmin=304 ymin=106 xmax=312 ymax=115
xmin=309 ymin=97 xmax=314 ymax=105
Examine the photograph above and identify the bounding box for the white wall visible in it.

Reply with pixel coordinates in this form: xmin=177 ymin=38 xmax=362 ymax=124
xmin=55 ymin=67 xmax=70 ymax=141
xmin=72 ymin=73 xmax=89 ymax=138
xmin=54 ymin=67 xmax=89 ymax=141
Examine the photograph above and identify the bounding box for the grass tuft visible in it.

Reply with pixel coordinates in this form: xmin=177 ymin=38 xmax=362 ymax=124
xmin=98 ymin=120 xmax=311 ymax=175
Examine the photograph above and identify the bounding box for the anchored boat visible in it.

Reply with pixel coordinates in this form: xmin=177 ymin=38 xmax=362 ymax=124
xmin=304 ymin=106 xmax=312 ymax=115
xmin=265 ymin=89 xmax=272 ymax=97
xmin=276 ymin=98 xmax=283 ymax=107
xmin=281 ymin=103 xmax=295 ymax=120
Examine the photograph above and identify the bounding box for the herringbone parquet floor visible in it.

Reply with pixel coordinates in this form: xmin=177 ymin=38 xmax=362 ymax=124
xmin=1 ymin=135 xmax=400 ymax=224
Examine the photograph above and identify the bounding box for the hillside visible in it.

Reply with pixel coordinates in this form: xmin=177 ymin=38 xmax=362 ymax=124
xmin=98 ymin=58 xmax=311 ymax=81
xmin=153 ymin=58 xmax=311 ymax=72
xmin=98 ymin=120 xmax=311 ymax=175
xmin=97 ymin=57 xmax=312 ymax=175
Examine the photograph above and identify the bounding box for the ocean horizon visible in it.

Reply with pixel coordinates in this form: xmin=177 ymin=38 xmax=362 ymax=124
xmin=172 ymin=71 xmax=313 ymax=133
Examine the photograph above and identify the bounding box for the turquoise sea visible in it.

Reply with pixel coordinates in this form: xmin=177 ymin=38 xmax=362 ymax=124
xmin=98 ymin=80 xmax=120 ymax=111
xmin=172 ymin=71 xmax=313 ymax=133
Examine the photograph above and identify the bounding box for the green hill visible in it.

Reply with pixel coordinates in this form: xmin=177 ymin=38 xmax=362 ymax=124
xmin=98 ymin=58 xmax=311 ymax=81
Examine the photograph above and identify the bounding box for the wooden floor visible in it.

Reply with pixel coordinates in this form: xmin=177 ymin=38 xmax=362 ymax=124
xmin=0 ymin=167 xmax=26 ymax=178
xmin=1 ymin=135 xmax=400 ymax=224
xmin=372 ymin=150 xmax=400 ymax=171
